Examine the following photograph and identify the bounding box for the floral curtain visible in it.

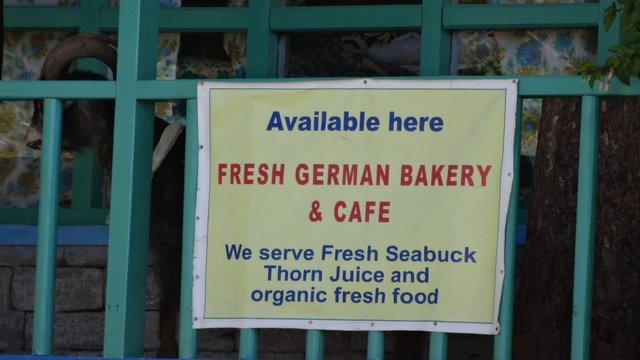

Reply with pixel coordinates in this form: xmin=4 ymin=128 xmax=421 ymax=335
xmin=453 ymin=0 xmax=597 ymax=156
xmin=0 ymin=0 xmax=181 ymax=207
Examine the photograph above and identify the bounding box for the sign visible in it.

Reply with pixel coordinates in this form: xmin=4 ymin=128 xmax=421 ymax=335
xmin=194 ymin=79 xmax=517 ymax=334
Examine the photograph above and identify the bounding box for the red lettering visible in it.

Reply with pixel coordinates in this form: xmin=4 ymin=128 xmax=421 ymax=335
xmin=348 ymin=202 xmax=362 ymax=222
xmin=272 ymin=164 xmax=285 ymax=185
xmin=376 ymin=165 xmax=390 ymax=185
xmin=360 ymin=166 xmax=373 ymax=185
xmin=230 ymin=163 xmax=241 ymax=184
xmin=415 ymin=165 xmax=428 ymax=186
xmin=218 ymin=163 xmax=285 ymax=185
xmin=400 ymin=165 xmax=413 ymax=186
xmin=461 ymin=164 xmax=474 ymax=186
xmin=343 ymin=164 xmax=357 ymax=185
xmin=431 ymin=165 xmax=444 ymax=186
xmin=217 ymin=163 xmax=227 ymax=184
xmin=334 ymin=201 xmax=346 ymax=222
xmin=295 ymin=163 xmax=309 ymax=185
xmin=257 ymin=163 xmax=268 ymax=185
xmin=379 ymin=201 xmax=390 ymax=222
xmin=312 ymin=164 xmax=324 ymax=185
xmin=446 ymin=165 xmax=458 ymax=186
xmin=333 ymin=201 xmax=391 ymax=223
xmin=477 ymin=165 xmax=492 ymax=186
xmin=243 ymin=163 xmax=254 ymax=185
xmin=327 ymin=164 xmax=340 ymax=185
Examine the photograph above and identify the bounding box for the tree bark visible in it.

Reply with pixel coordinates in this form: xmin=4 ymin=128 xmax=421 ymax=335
xmin=513 ymin=97 xmax=640 ymax=359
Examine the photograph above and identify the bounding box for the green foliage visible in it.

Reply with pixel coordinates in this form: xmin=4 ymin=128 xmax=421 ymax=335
xmin=579 ymin=0 xmax=640 ymax=88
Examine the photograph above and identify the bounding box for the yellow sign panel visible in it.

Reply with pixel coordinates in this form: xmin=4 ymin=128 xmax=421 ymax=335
xmin=194 ymin=79 xmax=517 ymax=334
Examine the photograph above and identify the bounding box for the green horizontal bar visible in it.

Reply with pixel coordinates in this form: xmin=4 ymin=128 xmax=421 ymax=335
xmin=6 ymin=3 xmax=600 ymax=32
xmin=270 ymin=5 xmax=421 ymax=32
xmin=5 ymin=7 xmax=80 ymax=30
xmin=0 ymin=81 xmax=114 ymax=100
xmin=1 ymin=76 xmax=640 ymax=102
xmin=6 ymin=6 xmax=247 ymax=32
xmin=136 ymin=79 xmax=199 ymax=100
xmin=98 ymin=7 xmax=249 ymax=32
xmin=140 ymin=76 xmax=640 ymax=98
xmin=516 ymin=76 xmax=640 ymax=96
xmin=0 ymin=208 xmax=109 ymax=225
xmin=443 ymin=3 xmax=599 ymax=30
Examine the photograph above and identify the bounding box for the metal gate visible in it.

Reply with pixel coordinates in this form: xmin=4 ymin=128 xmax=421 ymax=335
xmin=0 ymin=0 xmax=635 ymax=359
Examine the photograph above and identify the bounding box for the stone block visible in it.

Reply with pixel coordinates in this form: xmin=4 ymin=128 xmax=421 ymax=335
xmin=25 ymin=312 xmax=104 ymax=350
xmin=325 ymin=351 xmax=367 ymax=360
xmin=0 ymin=311 xmax=25 ymax=350
xmin=0 ymin=245 xmax=63 ymax=267
xmin=324 ymin=330 xmax=350 ymax=352
xmin=73 ymin=351 xmax=103 ymax=358
xmin=349 ymin=331 xmax=368 ymax=351
xmin=196 ymin=352 xmax=238 ymax=360
xmin=197 ymin=328 xmax=237 ymax=352
xmin=63 ymin=246 xmax=107 ymax=267
xmin=261 ymin=353 xmax=304 ymax=360
xmin=259 ymin=329 xmax=306 ymax=353
xmin=0 ymin=267 xmax=12 ymax=310
xmin=448 ymin=333 xmax=493 ymax=359
xmin=12 ymin=267 xmax=104 ymax=312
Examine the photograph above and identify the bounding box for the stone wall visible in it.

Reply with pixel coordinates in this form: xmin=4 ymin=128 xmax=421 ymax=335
xmin=0 ymin=245 xmax=383 ymax=359
xmin=0 ymin=245 xmax=159 ymax=356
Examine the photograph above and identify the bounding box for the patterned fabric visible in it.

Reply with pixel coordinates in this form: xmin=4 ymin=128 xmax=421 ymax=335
xmin=177 ymin=56 xmax=234 ymax=80
xmin=285 ymin=32 xmax=413 ymax=78
xmin=1 ymin=30 xmax=76 ymax=207
xmin=0 ymin=1 xmax=181 ymax=208
xmin=453 ymin=0 xmax=596 ymax=156
xmin=223 ymin=0 xmax=247 ymax=78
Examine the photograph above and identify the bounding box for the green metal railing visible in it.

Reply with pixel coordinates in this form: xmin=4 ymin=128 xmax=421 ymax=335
xmin=1 ymin=0 xmax=637 ymax=359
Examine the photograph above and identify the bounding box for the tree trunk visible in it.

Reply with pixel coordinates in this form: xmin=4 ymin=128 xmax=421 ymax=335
xmin=513 ymin=97 xmax=640 ymax=359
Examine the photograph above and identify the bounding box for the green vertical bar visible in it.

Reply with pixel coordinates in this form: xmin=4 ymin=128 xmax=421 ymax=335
xmin=179 ymin=99 xmax=199 ymax=359
xmin=493 ymin=96 xmax=523 ymax=360
xmin=72 ymin=0 xmax=109 ymax=209
xmin=366 ymin=331 xmax=384 ymax=360
xmin=306 ymin=329 xmax=324 ymax=360
xmin=32 ymin=99 xmax=63 ymax=355
xmin=424 ymin=1 xmax=450 ymax=355
xmin=429 ymin=332 xmax=447 ymax=359
xmin=242 ymin=1 xmax=277 ymax=357
xmin=246 ymin=0 xmax=279 ymax=78
xmin=570 ymin=96 xmax=599 ymax=360
xmin=420 ymin=0 xmax=451 ymax=76
xmin=103 ymin=0 xmax=158 ymax=357
xmin=239 ymin=328 xmax=259 ymax=360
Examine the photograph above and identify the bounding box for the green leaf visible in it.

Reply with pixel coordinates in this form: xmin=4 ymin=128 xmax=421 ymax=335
xmin=631 ymin=56 xmax=640 ymax=75
xmin=618 ymin=68 xmax=631 ymax=85
xmin=604 ymin=3 xmax=618 ymax=31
